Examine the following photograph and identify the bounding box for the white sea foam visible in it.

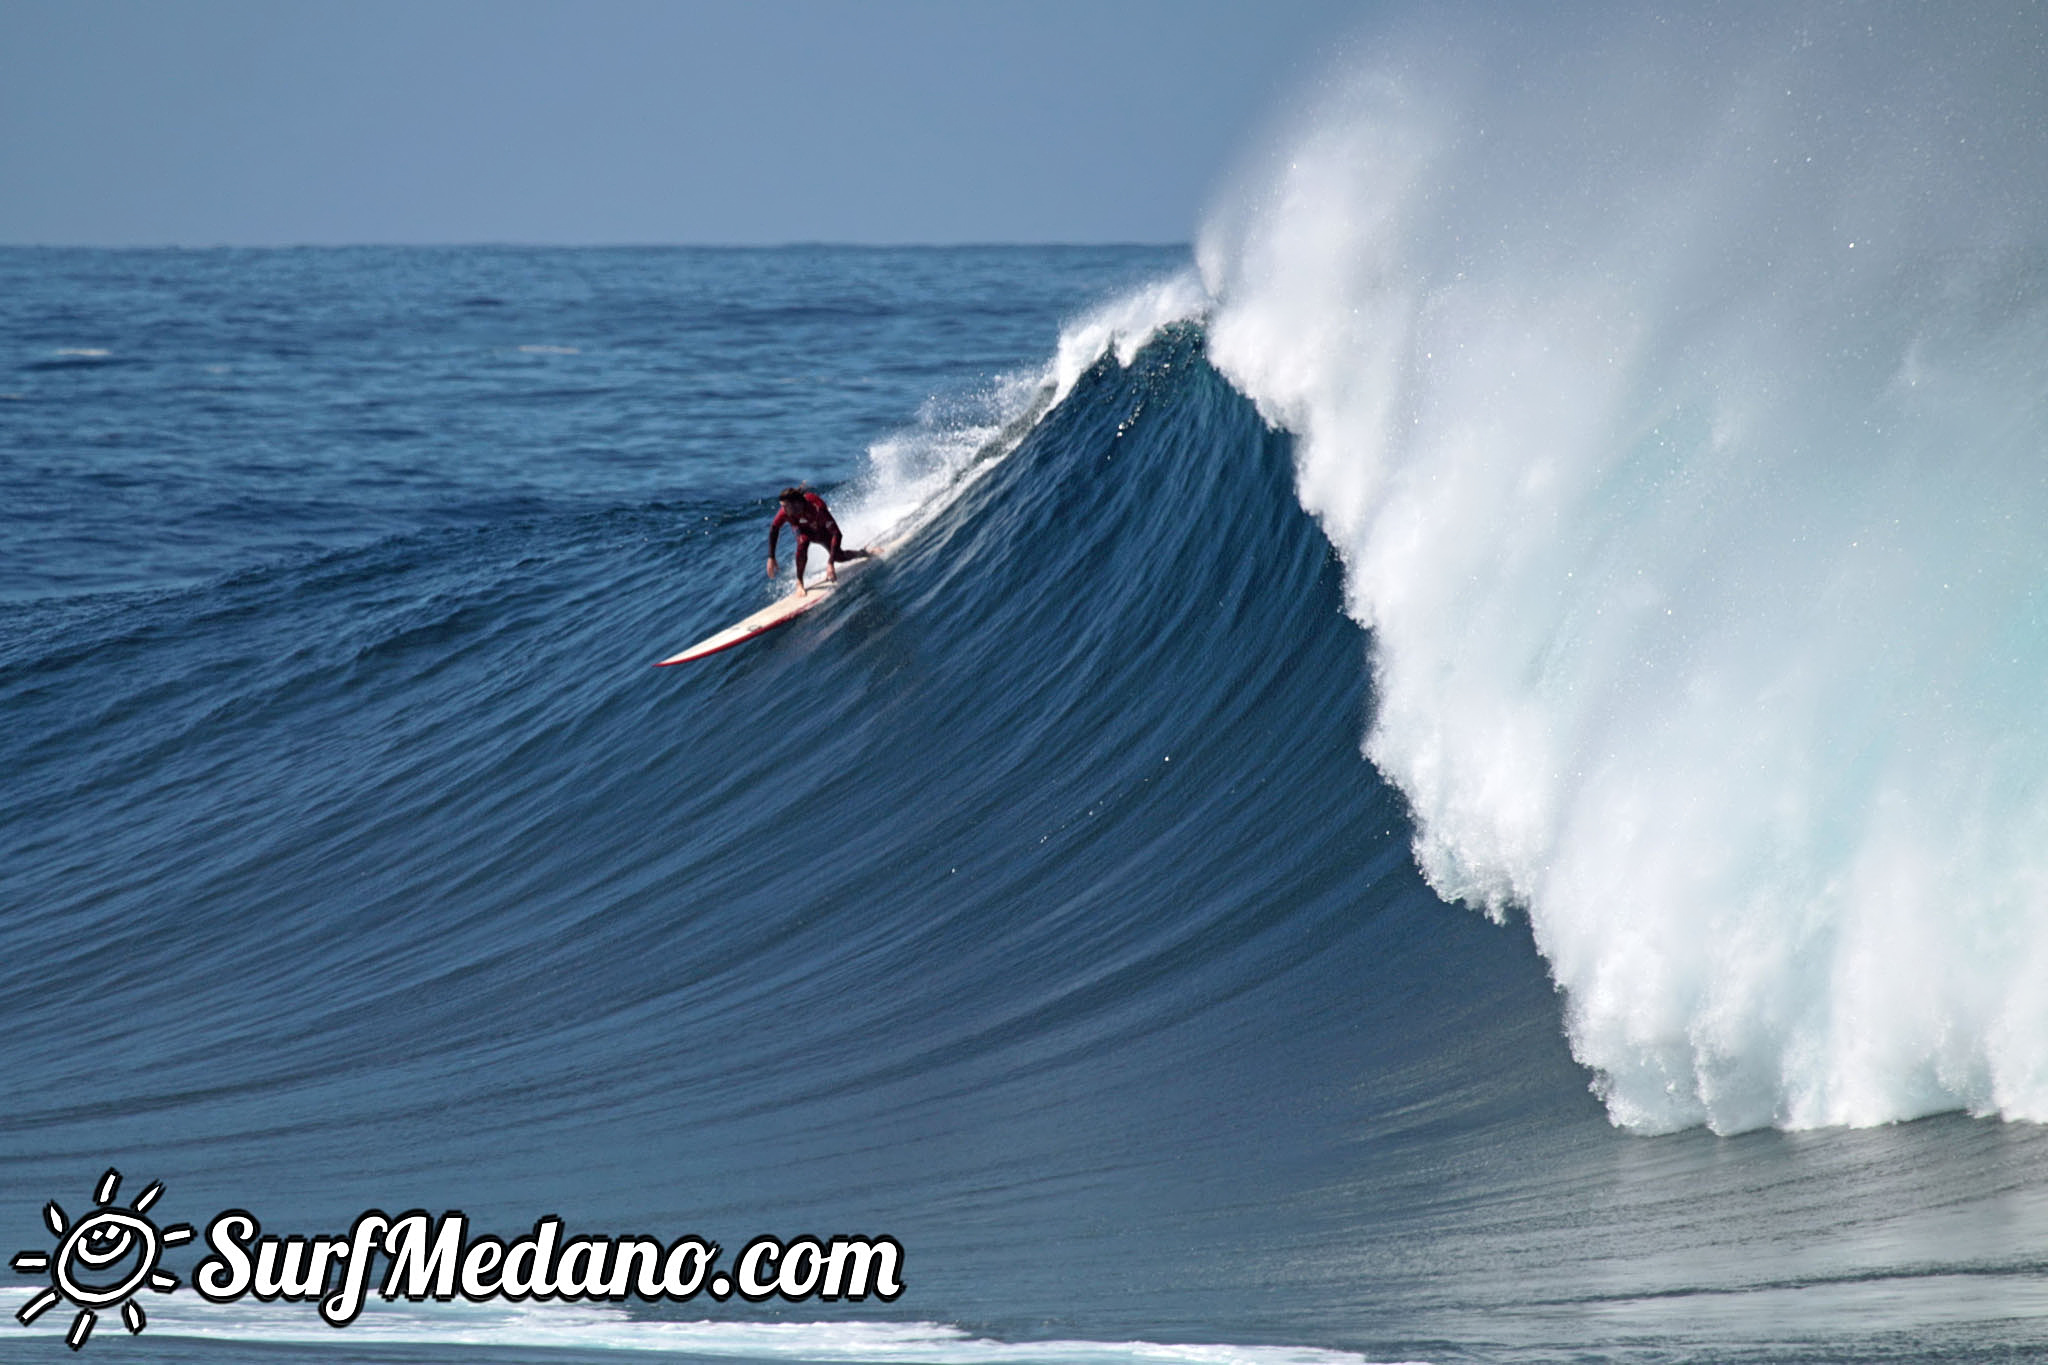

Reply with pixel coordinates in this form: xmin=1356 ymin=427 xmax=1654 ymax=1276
xmin=1198 ymin=4 xmax=2048 ymax=1132
xmin=837 ymin=369 xmax=1047 ymax=547
xmin=4 ymin=1294 xmax=1414 ymax=1365
xmin=1045 ymin=272 xmax=1211 ymax=407
xmin=837 ymin=273 xmax=1208 ymax=551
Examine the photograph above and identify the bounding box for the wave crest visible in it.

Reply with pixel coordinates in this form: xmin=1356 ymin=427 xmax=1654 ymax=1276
xmin=1198 ymin=4 xmax=2048 ymax=1133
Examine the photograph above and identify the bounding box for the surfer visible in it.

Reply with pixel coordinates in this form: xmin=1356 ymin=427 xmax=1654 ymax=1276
xmin=767 ymin=486 xmax=869 ymax=592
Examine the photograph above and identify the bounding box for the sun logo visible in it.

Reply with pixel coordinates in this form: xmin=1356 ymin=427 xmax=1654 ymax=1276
xmin=12 ymin=1169 xmax=193 ymax=1350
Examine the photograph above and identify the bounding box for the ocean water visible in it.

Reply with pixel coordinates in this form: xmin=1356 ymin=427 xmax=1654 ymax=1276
xmin=8 ymin=11 xmax=2048 ymax=1365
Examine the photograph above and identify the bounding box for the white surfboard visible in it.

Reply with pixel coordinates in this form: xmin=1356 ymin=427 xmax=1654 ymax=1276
xmin=655 ymin=550 xmax=881 ymax=666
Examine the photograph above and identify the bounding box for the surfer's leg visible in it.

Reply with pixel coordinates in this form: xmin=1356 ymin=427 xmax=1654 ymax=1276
xmin=824 ymin=529 xmax=868 ymax=574
xmin=795 ymin=536 xmax=812 ymax=589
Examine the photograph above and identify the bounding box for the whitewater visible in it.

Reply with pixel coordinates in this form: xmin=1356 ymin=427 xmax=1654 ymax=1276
xmin=1173 ymin=1 xmax=2048 ymax=1135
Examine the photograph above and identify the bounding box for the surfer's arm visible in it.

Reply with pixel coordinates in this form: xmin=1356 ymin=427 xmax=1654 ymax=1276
xmin=767 ymin=507 xmax=789 ymax=575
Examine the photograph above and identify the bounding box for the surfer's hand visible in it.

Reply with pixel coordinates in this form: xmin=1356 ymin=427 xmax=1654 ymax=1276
xmin=766 ymin=556 xmax=777 ymax=578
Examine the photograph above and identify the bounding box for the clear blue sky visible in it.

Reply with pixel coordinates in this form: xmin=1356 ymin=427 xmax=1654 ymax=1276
xmin=0 ymin=0 xmax=1370 ymax=246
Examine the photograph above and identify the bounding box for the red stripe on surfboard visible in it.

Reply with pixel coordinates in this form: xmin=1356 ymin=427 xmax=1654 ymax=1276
xmin=654 ymin=615 xmax=798 ymax=665
xmin=655 ymin=542 xmax=889 ymax=667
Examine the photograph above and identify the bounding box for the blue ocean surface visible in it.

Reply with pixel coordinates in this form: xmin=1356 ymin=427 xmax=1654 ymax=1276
xmin=4 ymin=240 xmax=2047 ymax=1365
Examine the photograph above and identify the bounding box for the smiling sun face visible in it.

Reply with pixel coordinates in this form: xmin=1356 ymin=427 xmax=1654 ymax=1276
xmin=12 ymin=1169 xmax=193 ymax=1350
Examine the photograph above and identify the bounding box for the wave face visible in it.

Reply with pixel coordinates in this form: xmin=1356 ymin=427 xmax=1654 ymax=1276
xmin=1198 ymin=2 xmax=2048 ymax=1133
xmin=2 ymin=245 xmax=1554 ymax=1363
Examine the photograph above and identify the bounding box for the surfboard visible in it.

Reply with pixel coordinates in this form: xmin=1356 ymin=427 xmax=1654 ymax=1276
xmin=655 ymin=552 xmax=877 ymax=666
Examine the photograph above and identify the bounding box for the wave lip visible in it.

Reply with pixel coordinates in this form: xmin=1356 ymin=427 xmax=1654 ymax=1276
xmin=837 ymin=270 xmax=1210 ymax=551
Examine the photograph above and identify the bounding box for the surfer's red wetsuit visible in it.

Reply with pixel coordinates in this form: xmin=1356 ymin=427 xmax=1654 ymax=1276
xmin=767 ymin=489 xmax=869 ymax=588
xmin=769 ymin=491 xmax=840 ymax=555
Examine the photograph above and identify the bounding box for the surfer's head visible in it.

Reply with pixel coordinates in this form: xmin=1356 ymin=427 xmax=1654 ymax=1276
xmin=778 ymin=486 xmax=805 ymax=507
